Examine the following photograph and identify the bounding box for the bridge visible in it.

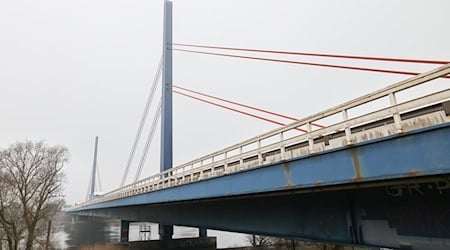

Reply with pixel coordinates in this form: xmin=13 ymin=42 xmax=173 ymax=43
xmin=70 ymin=1 xmax=450 ymax=249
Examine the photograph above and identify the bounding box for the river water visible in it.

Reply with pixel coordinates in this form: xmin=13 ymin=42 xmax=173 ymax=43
xmin=56 ymin=213 xmax=249 ymax=249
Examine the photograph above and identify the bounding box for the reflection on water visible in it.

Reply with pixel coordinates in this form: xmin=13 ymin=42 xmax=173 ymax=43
xmin=127 ymin=223 xmax=248 ymax=248
xmin=59 ymin=213 xmax=247 ymax=248
xmin=62 ymin=215 xmax=120 ymax=247
xmin=128 ymin=222 xmax=159 ymax=241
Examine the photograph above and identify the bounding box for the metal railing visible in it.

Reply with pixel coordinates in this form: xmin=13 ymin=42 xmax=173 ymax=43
xmin=75 ymin=64 xmax=450 ymax=209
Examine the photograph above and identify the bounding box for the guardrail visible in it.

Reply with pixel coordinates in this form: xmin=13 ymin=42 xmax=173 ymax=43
xmin=74 ymin=64 xmax=450 ymax=209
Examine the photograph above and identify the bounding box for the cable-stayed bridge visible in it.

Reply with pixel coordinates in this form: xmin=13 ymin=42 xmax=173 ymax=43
xmin=70 ymin=1 xmax=450 ymax=249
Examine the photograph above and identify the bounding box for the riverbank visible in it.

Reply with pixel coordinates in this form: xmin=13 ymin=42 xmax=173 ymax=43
xmin=69 ymin=240 xmax=371 ymax=250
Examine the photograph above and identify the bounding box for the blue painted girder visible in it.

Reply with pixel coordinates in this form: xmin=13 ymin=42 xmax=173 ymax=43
xmin=80 ymin=122 xmax=450 ymax=211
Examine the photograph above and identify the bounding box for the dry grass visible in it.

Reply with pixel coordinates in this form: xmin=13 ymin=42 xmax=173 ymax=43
xmin=77 ymin=244 xmax=122 ymax=250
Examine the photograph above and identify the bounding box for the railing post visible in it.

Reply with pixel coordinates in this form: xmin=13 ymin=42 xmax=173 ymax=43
xmin=307 ymin=122 xmax=314 ymax=153
xmin=239 ymin=146 xmax=243 ymax=169
xmin=223 ymin=151 xmax=229 ymax=173
xmin=389 ymin=92 xmax=403 ymax=133
xmin=280 ymin=132 xmax=285 ymax=160
xmin=342 ymin=109 xmax=353 ymax=145
xmin=257 ymin=140 xmax=263 ymax=164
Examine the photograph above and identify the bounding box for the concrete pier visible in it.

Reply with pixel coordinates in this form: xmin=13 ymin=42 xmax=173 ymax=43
xmin=120 ymin=220 xmax=130 ymax=243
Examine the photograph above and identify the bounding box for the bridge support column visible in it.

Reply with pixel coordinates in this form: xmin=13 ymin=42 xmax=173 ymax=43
xmin=199 ymin=228 xmax=207 ymax=238
xmin=159 ymin=224 xmax=173 ymax=240
xmin=120 ymin=220 xmax=130 ymax=243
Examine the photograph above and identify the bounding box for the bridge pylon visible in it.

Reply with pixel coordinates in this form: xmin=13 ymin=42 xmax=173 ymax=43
xmin=160 ymin=0 xmax=174 ymax=240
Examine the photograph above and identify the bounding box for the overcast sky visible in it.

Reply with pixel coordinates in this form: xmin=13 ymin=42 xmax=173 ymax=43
xmin=1 ymin=0 xmax=449 ymax=204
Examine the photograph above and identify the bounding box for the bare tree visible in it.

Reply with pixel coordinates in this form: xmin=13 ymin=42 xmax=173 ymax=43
xmin=0 ymin=168 xmax=26 ymax=249
xmin=0 ymin=227 xmax=4 ymax=249
xmin=0 ymin=141 xmax=68 ymax=250
xmin=247 ymin=234 xmax=273 ymax=247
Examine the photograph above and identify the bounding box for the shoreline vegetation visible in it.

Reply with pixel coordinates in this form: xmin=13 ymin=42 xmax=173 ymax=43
xmin=69 ymin=241 xmax=369 ymax=250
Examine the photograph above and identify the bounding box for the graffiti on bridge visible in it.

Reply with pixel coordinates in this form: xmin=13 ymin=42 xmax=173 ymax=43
xmin=385 ymin=179 xmax=450 ymax=197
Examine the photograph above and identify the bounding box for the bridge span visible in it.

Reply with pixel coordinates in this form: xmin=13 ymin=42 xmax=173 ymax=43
xmin=71 ymin=63 xmax=450 ymax=249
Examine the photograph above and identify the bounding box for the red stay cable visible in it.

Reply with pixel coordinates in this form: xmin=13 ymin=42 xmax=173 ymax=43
xmin=172 ymin=48 xmax=450 ymax=79
xmin=173 ymin=85 xmax=325 ymax=128
xmin=172 ymin=43 xmax=450 ymax=65
xmin=173 ymin=90 xmax=308 ymax=133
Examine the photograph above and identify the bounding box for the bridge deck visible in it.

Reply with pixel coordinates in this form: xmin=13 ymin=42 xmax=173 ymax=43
xmin=76 ymin=116 xmax=450 ymax=211
xmin=72 ymin=121 xmax=450 ymax=249
xmin=70 ymin=63 xmax=450 ymax=250
xmin=73 ymin=63 xmax=450 ymax=210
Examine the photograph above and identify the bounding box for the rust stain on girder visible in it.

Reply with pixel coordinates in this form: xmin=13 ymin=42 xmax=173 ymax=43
xmin=351 ymin=148 xmax=364 ymax=181
xmin=406 ymin=170 xmax=422 ymax=177
xmin=283 ymin=162 xmax=293 ymax=187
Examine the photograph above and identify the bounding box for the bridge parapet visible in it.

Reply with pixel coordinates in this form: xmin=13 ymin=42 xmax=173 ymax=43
xmin=73 ymin=64 xmax=450 ymax=210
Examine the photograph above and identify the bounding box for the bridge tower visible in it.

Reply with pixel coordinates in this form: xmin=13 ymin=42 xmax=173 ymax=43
xmin=160 ymin=0 xmax=173 ymax=174
xmin=159 ymin=0 xmax=174 ymax=240
xmin=88 ymin=136 xmax=99 ymax=200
